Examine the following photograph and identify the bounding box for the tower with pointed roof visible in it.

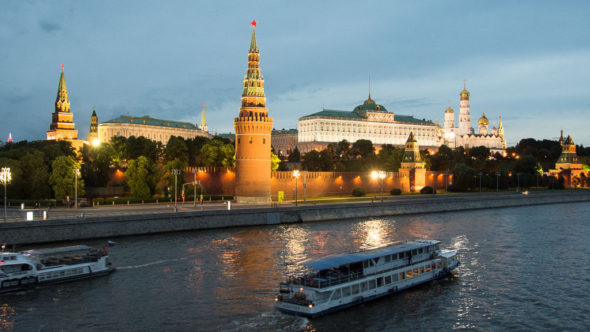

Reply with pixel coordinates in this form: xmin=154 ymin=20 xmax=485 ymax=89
xmin=233 ymin=21 xmax=273 ymax=203
xmin=46 ymin=66 xmax=79 ymax=142
xmin=87 ymin=108 xmax=99 ymax=145
xmin=399 ymin=132 xmax=426 ymax=191
xmin=457 ymin=82 xmax=472 ymax=136
xmin=200 ymin=104 xmax=208 ymax=133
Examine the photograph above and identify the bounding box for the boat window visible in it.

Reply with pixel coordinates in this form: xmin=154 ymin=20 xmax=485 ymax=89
xmin=377 ymin=277 xmax=383 ymax=287
xmin=413 ymin=268 xmax=419 ymax=276
xmin=369 ymin=260 xmax=374 ymax=267
xmin=385 ymin=275 xmax=391 ymax=284
xmin=437 ymin=262 xmax=441 ymax=269
xmin=426 ymin=265 xmax=431 ymax=272
xmin=399 ymin=252 xmax=404 ymax=259
xmin=412 ymin=249 xmax=417 ymax=255
xmin=333 ymin=289 xmax=341 ymax=300
xmin=418 ymin=248 xmax=423 ymax=254
xmin=374 ymin=258 xmax=379 ymax=265
xmin=352 ymin=284 xmax=359 ymax=295
xmin=361 ymin=282 xmax=368 ymax=292
xmin=420 ymin=267 xmax=425 ymax=274
xmin=399 ymin=272 xmax=405 ymax=280
xmin=432 ymin=263 xmax=436 ymax=270
xmin=363 ymin=261 xmax=368 ymax=268
xmin=406 ymin=270 xmax=412 ymax=278
xmin=426 ymin=247 xmax=430 ymax=253
xmin=392 ymin=274 xmax=398 ymax=281
xmin=385 ymin=255 xmax=391 ymax=263
xmin=369 ymin=280 xmax=376 ymax=289
xmin=343 ymin=287 xmax=351 ymax=297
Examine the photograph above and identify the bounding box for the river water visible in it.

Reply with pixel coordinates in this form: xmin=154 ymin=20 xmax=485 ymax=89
xmin=1 ymin=202 xmax=589 ymax=331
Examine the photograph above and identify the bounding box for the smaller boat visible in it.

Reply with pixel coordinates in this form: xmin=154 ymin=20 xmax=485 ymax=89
xmin=0 ymin=245 xmax=114 ymax=293
xmin=275 ymin=240 xmax=459 ymax=317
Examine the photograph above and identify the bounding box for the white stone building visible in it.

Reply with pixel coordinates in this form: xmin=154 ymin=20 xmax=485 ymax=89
xmin=440 ymin=84 xmax=506 ymax=153
xmin=297 ymin=95 xmax=439 ymax=149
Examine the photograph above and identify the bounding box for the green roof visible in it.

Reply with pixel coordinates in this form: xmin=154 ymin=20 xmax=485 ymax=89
xmin=272 ymin=129 xmax=298 ymax=135
xmin=103 ymin=115 xmax=199 ymax=130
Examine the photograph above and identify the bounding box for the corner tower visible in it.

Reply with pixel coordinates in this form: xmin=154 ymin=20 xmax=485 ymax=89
xmin=457 ymin=82 xmax=471 ymax=136
xmin=47 ymin=65 xmax=79 ymax=141
xmin=233 ymin=21 xmax=273 ymax=203
xmin=87 ymin=108 xmax=99 ymax=145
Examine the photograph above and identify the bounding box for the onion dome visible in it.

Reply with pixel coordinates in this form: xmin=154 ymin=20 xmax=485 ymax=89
xmin=478 ymin=112 xmax=489 ymax=126
xmin=445 ymin=106 xmax=454 ymax=113
xmin=460 ymin=82 xmax=470 ymax=100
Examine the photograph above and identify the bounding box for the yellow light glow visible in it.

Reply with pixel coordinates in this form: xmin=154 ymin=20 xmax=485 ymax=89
xmin=293 ymin=170 xmax=301 ymax=178
xmin=91 ymin=138 xmax=100 ymax=147
xmin=371 ymin=171 xmax=378 ymax=179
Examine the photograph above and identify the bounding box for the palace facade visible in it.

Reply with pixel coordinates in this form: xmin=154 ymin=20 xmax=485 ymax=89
xmin=297 ymin=95 xmax=438 ymax=151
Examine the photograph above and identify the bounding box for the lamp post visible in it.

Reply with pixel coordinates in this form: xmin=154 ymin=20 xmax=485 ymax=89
xmin=371 ymin=171 xmax=378 ymax=202
xmin=172 ymin=169 xmax=180 ymax=212
xmin=478 ymin=172 xmax=482 ymax=193
xmin=293 ymin=170 xmax=300 ymax=207
xmin=444 ymin=172 xmax=449 ymax=192
xmin=1 ymin=168 xmax=11 ymax=222
xmin=495 ymin=172 xmax=500 ymax=192
xmin=378 ymin=171 xmax=386 ymax=202
xmin=516 ymin=172 xmax=522 ymax=192
xmin=303 ymin=171 xmax=307 ymax=203
xmin=191 ymin=170 xmax=198 ymax=207
xmin=73 ymin=168 xmax=80 ymax=210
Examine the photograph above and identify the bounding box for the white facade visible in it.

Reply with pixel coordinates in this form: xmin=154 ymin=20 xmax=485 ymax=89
xmin=298 ymin=96 xmax=439 ymax=148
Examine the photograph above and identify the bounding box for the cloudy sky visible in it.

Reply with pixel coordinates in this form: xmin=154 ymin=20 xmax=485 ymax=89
xmin=1 ymin=0 xmax=589 ymax=146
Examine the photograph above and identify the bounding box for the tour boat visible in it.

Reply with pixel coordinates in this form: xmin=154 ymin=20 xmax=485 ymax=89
xmin=275 ymin=240 xmax=459 ymax=317
xmin=0 ymin=245 xmax=114 ymax=293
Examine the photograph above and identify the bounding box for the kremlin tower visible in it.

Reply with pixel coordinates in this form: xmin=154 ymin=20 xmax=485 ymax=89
xmin=200 ymin=104 xmax=208 ymax=133
xmin=87 ymin=108 xmax=99 ymax=145
xmin=233 ymin=21 xmax=273 ymax=203
xmin=457 ymin=82 xmax=472 ymax=136
xmin=47 ymin=65 xmax=79 ymax=141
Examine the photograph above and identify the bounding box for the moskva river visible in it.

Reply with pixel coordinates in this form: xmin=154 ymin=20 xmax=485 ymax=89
xmin=2 ymin=202 xmax=589 ymax=331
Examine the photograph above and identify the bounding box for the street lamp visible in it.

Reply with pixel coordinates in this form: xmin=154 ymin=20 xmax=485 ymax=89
xmin=495 ymin=172 xmax=500 ymax=192
xmin=371 ymin=171 xmax=378 ymax=202
xmin=517 ymin=172 xmax=522 ymax=192
xmin=444 ymin=172 xmax=449 ymax=192
xmin=73 ymin=168 xmax=80 ymax=210
xmin=293 ymin=170 xmax=300 ymax=207
xmin=1 ymin=167 xmax=11 ymax=222
xmin=172 ymin=169 xmax=181 ymax=212
xmin=378 ymin=171 xmax=386 ymax=202
xmin=478 ymin=172 xmax=482 ymax=193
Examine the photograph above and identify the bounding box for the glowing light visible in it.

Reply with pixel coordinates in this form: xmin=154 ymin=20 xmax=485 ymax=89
xmin=293 ymin=170 xmax=300 ymax=179
xmin=308 ymin=304 xmax=313 ymax=309
xmin=91 ymin=138 xmax=100 ymax=147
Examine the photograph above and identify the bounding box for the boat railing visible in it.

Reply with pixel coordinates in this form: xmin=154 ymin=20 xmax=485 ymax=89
xmin=288 ymin=271 xmax=364 ymax=289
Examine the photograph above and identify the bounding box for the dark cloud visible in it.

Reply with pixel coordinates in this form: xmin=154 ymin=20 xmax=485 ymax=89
xmin=38 ymin=20 xmax=61 ymax=33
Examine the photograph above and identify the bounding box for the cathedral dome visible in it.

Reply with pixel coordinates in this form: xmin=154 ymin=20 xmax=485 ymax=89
xmin=354 ymin=94 xmax=388 ymax=112
xmin=445 ymin=106 xmax=454 ymax=113
xmin=478 ymin=113 xmax=489 ymax=126
xmin=460 ymin=88 xmax=470 ymax=100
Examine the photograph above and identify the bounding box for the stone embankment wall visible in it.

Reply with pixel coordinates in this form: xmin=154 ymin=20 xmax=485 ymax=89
xmin=1 ymin=191 xmax=588 ymax=245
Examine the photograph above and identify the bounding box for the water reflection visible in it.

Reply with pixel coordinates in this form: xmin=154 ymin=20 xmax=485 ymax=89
xmin=353 ymin=219 xmax=392 ymax=250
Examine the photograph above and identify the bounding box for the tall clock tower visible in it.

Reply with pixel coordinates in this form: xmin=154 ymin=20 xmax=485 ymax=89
xmin=233 ymin=21 xmax=273 ymax=203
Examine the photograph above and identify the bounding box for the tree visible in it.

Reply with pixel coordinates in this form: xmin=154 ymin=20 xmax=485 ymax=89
xmin=81 ymin=144 xmax=115 ymax=187
xmin=162 ymin=159 xmax=185 ymax=200
xmin=125 ymin=156 xmax=158 ymax=199
xmin=430 ymin=145 xmax=453 ymax=171
xmin=301 ymin=150 xmax=332 ymax=171
xmin=165 ymin=136 xmax=189 ymax=164
xmin=451 ymin=163 xmax=477 ymax=191
xmin=197 ymin=139 xmax=235 ymax=167
xmin=271 ymin=152 xmax=281 ymax=171
xmin=350 ymin=139 xmax=374 ymax=159
xmin=288 ymin=146 xmax=301 ymax=162
xmin=49 ymin=156 xmax=85 ymax=200
xmin=20 ymin=151 xmax=50 ymax=199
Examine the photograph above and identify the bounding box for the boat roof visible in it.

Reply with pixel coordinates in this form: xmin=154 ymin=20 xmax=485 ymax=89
xmin=300 ymin=240 xmax=440 ymax=271
xmin=21 ymin=245 xmax=93 ymax=256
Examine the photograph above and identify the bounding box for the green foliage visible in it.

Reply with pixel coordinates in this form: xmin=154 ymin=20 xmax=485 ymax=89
xmin=82 ymin=144 xmax=115 ymax=187
xmin=350 ymin=139 xmax=374 ymax=159
xmin=110 ymin=136 xmax=162 ymax=165
xmin=451 ymin=163 xmax=477 ymax=191
xmin=92 ymin=197 xmax=104 ymax=205
xmin=271 ymin=152 xmax=281 ymax=171
xmin=165 ymin=136 xmax=189 ymax=164
xmin=125 ymin=156 xmax=158 ymax=199
xmin=288 ymin=146 xmax=301 ymax=162
xmin=301 ymin=150 xmax=333 ymax=171
xmin=420 ymin=186 xmax=434 ymax=194
xmin=352 ymin=187 xmax=366 ymax=197
xmin=390 ymin=188 xmax=402 ymax=195
xmin=162 ymin=159 xmax=186 ymax=199
xmin=196 ymin=139 xmax=235 ymax=167
xmin=49 ymin=156 xmax=85 ymax=200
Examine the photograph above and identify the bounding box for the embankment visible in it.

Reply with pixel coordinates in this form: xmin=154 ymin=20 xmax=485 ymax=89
xmin=2 ymin=191 xmax=589 ymax=245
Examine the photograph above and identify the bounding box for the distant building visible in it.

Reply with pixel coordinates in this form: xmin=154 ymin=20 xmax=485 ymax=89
xmin=440 ymin=83 xmax=506 ymax=153
xmin=46 ymin=66 xmax=84 ymax=151
xmin=297 ymin=95 xmax=438 ymax=153
xmin=98 ymin=115 xmax=211 ymax=144
xmin=271 ymin=129 xmax=298 ymax=156
xmin=549 ymin=132 xmax=587 ymax=187
xmin=87 ymin=108 xmax=99 ymax=146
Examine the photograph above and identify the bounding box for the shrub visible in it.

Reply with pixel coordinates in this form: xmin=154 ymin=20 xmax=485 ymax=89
xmin=420 ymin=186 xmax=435 ymax=194
xmin=352 ymin=187 xmax=366 ymax=197
xmin=390 ymin=188 xmax=402 ymax=195
xmin=92 ymin=198 xmax=104 ymax=205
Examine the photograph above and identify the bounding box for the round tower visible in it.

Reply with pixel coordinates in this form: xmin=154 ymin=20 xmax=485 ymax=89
xmin=458 ymin=82 xmax=471 ymax=136
xmin=233 ymin=21 xmax=273 ymax=203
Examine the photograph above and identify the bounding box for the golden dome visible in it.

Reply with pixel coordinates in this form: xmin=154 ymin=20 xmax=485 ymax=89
xmin=478 ymin=112 xmax=489 ymax=126
xmin=363 ymin=94 xmax=376 ymax=105
xmin=445 ymin=106 xmax=454 ymax=113
xmin=460 ymin=82 xmax=470 ymax=100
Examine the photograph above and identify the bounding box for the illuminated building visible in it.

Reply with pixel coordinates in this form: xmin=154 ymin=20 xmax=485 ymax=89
xmin=271 ymin=129 xmax=298 ymax=156
xmin=441 ymin=83 xmax=506 ymax=152
xmin=98 ymin=115 xmax=211 ymax=144
xmin=399 ymin=132 xmax=426 ymax=191
xmin=87 ymin=108 xmax=99 ymax=146
xmin=233 ymin=20 xmax=273 ymax=203
xmin=46 ymin=65 xmax=84 ymax=150
xmin=550 ymin=132 xmax=587 ymax=187
xmin=297 ymin=95 xmax=438 ymax=152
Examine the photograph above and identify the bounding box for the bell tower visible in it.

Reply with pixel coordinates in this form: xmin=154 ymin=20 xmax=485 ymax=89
xmin=46 ymin=65 xmax=79 ymax=141
xmin=233 ymin=20 xmax=273 ymax=203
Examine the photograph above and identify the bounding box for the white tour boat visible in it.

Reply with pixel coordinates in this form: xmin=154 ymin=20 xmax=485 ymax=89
xmin=275 ymin=240 xmax=459 ymax=317
xmin=0 ymin=245 xmax=114 ymax=293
